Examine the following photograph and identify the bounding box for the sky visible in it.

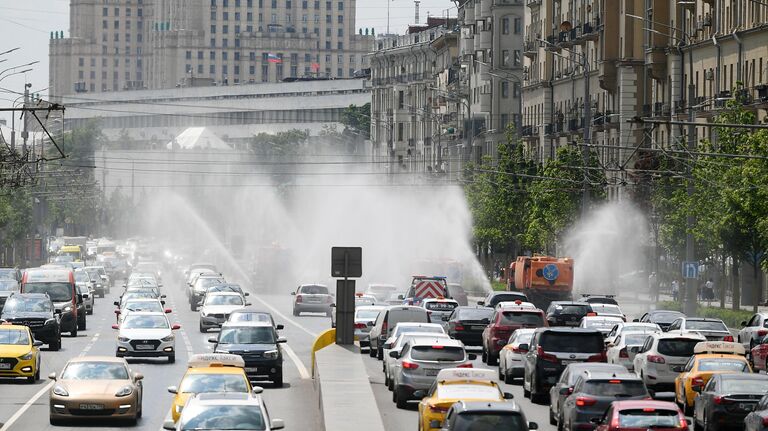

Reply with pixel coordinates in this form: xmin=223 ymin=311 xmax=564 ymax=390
xmin=0 ymin=0 xmax=455 ymax=125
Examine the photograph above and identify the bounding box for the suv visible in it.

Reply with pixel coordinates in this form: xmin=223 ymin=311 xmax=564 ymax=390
xmin=477 ymin=291 xmax=529 ymax=308
xmin=482 ymin=304 xmax=547 ymax=365
xmin=369 ymin=305 xmax=431 ymax=360
xmin=523 ymin=328 xmax=607 ymax=403
xmin=440 ymin=401 xmax=538 ymax=431
xmin=549 ymin=363 xmax=629 ymax=428
xmin=0 ymin=293 xmax=62 ymax=350
xmin=738 ymin=313 xmax=768 ymax=350
xmin=210 ymin=321 xmax=287 ymax=387
xmin=577 ymin=294 xmax=618 ymax=305
xmin=632 ymin=332 xmax=705 ymax=391
xmin=559 ymin=372 xmax=649 ymax=431
xmin=545 ymin=302 xmax=591 ymax=327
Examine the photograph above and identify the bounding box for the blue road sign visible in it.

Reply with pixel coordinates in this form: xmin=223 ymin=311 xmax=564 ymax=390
xmin=682 ymin=262 xmax=699 ymax=279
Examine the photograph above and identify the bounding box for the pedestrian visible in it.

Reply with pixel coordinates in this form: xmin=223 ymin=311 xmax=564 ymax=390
xmin=648 ymin=272 xmax=657 ymax=300
xmin=705 ymin=278 xmax=715 ymax=301
xmin=671 ymin=279 xmax=679 ymax=301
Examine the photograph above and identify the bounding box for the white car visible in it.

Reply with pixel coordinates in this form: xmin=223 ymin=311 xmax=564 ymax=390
xmin=587 ymin=303 xmax=625 ymax=320
xmin=383 ymin=331 xmax=450 ymax=390
xmin=579 ymin=316 xmax=624 ymax=336
xmin=114 ymin=311 xmax=180 ymax=363
xmin=606 ymin=331 xmax=655 ymax=371
xmin=116 ymin=298 xmax=170 ymax=323
xmin=632 ymin=332 xmax=705 ymax=391
xmin=381 ymin=322 xmax=446 ymax=366
xmin=354 ymin=294 xmax=377 ymax=307
xmin=666 ymin=317 xmax=733 ymax=341
xmin=604 ymin=322 xmax=661 ymax=345
xmin=421 ymin=298 xmax=459 ymax=324
xmin=737 ymin=313 xmax=768 ymax=350
xmin=354 ymin=305 xmax=386 ymax=350
xmin=199 ymin=292 xmax=250 ymax=333
xmin=498 ymin=328 xmax=535 ymax=383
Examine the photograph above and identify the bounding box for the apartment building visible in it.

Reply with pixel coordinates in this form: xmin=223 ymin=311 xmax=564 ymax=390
xmin=49 ymin=0 xmax=373 ymax=97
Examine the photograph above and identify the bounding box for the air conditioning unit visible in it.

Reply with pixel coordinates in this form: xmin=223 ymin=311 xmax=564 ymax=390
xmin=705 ymin=70 xmax=714 ymax=80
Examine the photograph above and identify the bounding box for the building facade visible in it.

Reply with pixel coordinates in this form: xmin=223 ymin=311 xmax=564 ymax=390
xmin=50 ymin=0 xmax=373 ymax=97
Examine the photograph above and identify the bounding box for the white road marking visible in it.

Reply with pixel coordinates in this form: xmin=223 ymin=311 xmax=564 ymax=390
xmin=282 ymin=343 xmax=311 ymax=380
xmin=248 ymin=295 xmax=318 ymax=338
xmin=0 ymin=332 xmax=101 ymax=431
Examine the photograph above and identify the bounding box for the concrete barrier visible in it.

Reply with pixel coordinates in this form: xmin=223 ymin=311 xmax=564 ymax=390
xmin=314 ymin=343 xmax=386 ymax=431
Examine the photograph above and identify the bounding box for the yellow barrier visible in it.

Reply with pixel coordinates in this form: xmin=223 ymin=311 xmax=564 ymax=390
xmin=311 ymin=328 xmax=336 ymax=378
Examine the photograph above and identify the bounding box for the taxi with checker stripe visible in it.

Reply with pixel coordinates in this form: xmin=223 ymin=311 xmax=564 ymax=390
xmin=166 ymin=353 xmax=257 ymax=422
xmin=416 ymin=368 xmax=514 ymax=431
xmin=674 ymin=341 xmax=751 ymax=414
xmin=0 ymin=323 xmax=42 ymax=382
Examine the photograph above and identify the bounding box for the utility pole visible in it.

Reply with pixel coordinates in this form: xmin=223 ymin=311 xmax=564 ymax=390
xmin=21 ymin=83 xmax=31 ymax=156
xmin=684 ymin=25 xmax=698 ymax=317
xmin=581 ymin=55 xmax=592 ymax=218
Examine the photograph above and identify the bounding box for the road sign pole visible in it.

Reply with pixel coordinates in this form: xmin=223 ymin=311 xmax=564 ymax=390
xmin=331 ymin=247 xmax=361 ymax=346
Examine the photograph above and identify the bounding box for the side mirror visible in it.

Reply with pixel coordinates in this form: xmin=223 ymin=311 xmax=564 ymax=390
xmin=692 ymin=386 xmax=702 ymax=393
xmin=161 ymin=300 xmax=166 ymax=305
xmin=277 ymin=337 xmax=287 ymax=343
xmin=165 ymin=308 xmax=172 ymax=313
xmin=442 ymin=315 xmax=450 ymax=321
xmin=367 ymin=321 xmax=374 ymax=327
xmin=76 ymin=294 xmax=83 ymax=304
xmin=162 ymin=421 xmax=175 ymax=430
xmin=389 ymin=351 xmax=400 ymax=359
xmin=48 ymin=372 xmax=56 ymax=380
xmin=383 ymin=342 xmax=393 ymax=350
xmin=122 ymin=284 xmax=127 ymax=288
xmin=134 ymin=372 xmax=144 ymax=381
xmin=590 ymin=418 xmax=602 ymax=425
xmin=330 ymin=303 xmax=336 ymax=308
xmin=412 ymin=390 xmax=425 ymax=398
xmin=208 ymin=337 xmax=218 ymax=344
xmin=503 ymin=392 xmax=514 ymax=399
xmin=245 ymin=303 xmax=252 ymax=306
xmin=741 ymin=320 xmax=748 ymax=327
xmin=518 ymin=343 xmax=529 ymax=351
xmin=477 ymin=301 xmax=485 ymax=306
xmin=252 ymin=386 xmax=264 ymax=395
xmin=167 ymin=386 xmax=178 ymax=394
xmin=559 ymin=386 xmax=573 ymax=395
xmin=244 ymin=292 xmax=250 ymax=296
xmin=171 ymin=324 xmax=181 ymax=330
xmin=276 ymin=324 xmax=284 ymax=330
xmin=685 ymin=419 xmax=692 ymax=426
xmin=82 ymin=294 xmax=89 ymax=299
xmin=429 ymin=420 xmax=442 ymax=429
xmin=114 ymin=309 xmax=121 ymax=315
xmin=160 ymin=295 xmax=167 ymax=299
xmin=528 ymin=422 xmax=539 ymax=430
xmin=606 ymin=342 xmax=615 ymax=348
xmin=197 ymin=301 xmax=203 ymax=306
xmin=111 ymin=324 xmax=119 ymax=330
xmin=397 ymin=294 xmax=404 ymax=300
xmin=468 ymin=353 xmax=477 ymax=360
xmin=290 ymin=292 xmax=296 ymax=296
xmin=270 ymin=419 xmax=285 ymax=430
xmin=113 ymin=301 xmax=120 ymax=307
xmin=632 ymin=318 xmax=639 ymax=322
xmin=33 ymin=340 xmax=44 ymax=347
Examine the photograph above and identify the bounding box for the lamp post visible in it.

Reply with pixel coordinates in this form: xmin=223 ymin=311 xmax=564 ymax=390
xmin=0 ymin=61 xmax=39 ymax=79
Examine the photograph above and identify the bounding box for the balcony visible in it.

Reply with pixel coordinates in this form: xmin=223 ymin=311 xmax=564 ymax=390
xmin=524 ymin=40 xmax=539 ymax=58
xmin=568 ymin=118 xmax=583 ymax=131
xmin=544 ymin=123 xmax=553 ymax=136
xmin=604 ymin=110 xmax=618 ymax=129
xmin=521 ymin=125 xmax=534 ymax=136
xmin=593 ymin=112 xmax=605 ymax=131
xmin=757 ymin=84 xmax=768 ymax=103
xmin=526 ymin=0 xmax=542 ymax=7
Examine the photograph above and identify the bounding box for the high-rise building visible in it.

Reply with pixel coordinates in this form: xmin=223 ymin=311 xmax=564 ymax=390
xmin=49 ymin=0 xmax=373 ymax=98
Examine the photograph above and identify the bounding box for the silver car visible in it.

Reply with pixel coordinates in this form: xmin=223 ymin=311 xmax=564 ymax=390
xmin=163 ymin=391 xmax=284 ymax=431
xmin=389 ymin=336 xmax=475 ymax=409
xmin=291 ymin=284 xmax=333 ymax=316
xmin=354 ymin=306 xmax=385 ymax=350
xmin=383 ymin=330 xmax=449 ymax=390
xmin=498 ymin=328 xmax=535 ymax=383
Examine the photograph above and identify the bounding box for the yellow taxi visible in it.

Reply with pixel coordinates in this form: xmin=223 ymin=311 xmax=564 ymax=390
xmin=0 ymin=323 xmax=42 ymax=382
xmin=416 ymin=368 xmax=512 ymax=431
xmin=167 ymin=353 xmax=256 ymax=422
xmin=674 ymin=341 xmax=750 ymax=413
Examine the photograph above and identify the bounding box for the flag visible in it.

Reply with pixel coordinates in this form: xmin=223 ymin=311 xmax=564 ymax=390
xmin=267 ymin=53 xmax=282 ymax=63
xmin=311 ymin=63 xmax=320 ymax=71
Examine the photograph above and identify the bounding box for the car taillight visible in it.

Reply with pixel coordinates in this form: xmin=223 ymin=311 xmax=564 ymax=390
xmin=454 ymin=324 xmax=465 ymax=331
xmin=326 ymin=296 xmax=334 ymax=303
xmin=576 ymin=397 xmax=597 ymax=407
xmin=678 ymin=414 xmax=688 ymax=429
xmin=402 ymin=361 xmax=419 ymax=370
xmin=296 ymin=294 xmax=303 ymax=303
xmin=691 ymin=377 xmax=705 ymax=387
xmin=647 ymin=354 xmax=665 ymax=364
xmin=762 ymin=416 xmax=768 ymax=427
xmin=723 ymin=335 xmax=734 ymax=342
xmin=457 ymin=363 xmax=473 ymax=368
xmin=713 ymin=396 xmax=733 ymax=405
xmin=512 ymin=346 xmax=528 ymax=353
xmin=354 ymin=323 xmax=367 ymax=329
xmin=586 ymin=312 xmax=597 ymax=317
xmin=587 ymin=352 xmax=606 ymax=362
xmin=382 ymin=321 xmax=388 ymax=332
xmin=537 ymin=346 xmax=558 ymax=363
xmin=619 ymin=348 xmax=629 ymax=358
xmin=758 ymin=329 xmax=768 ymax=337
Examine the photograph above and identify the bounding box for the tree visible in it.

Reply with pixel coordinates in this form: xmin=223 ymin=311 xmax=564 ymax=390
xmin=340 ymin=103 xmax=371 ymax=139
xmin=249 ymin=129 xmax=309 ymax=156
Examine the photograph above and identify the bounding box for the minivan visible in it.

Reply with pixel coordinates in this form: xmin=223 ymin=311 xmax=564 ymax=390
xmin=369 ymin=305 xmax=430 ymax=360
xmin=21 ymin=269 xmax=81 ymax=336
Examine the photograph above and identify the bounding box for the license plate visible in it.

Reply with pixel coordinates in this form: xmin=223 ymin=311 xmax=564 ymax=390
xmin=425 ymin=368 xmax=440 ymax=376
xmin=0 ymin=363 xmax=10 ymax=370
xmin=471 ymin=326 xmax=486 ymax=330
xmin=79 ymin=404 xmax=104 ymax=410
xmin=740 ymin=403 xmax=755 ymax=411
xmin=561 ymin=360 xmax=577 ymax=365
xmin=135 ymin=344 xmax=154 ymax=350
xmin=245 ymin=367 xmax=259 ymax=373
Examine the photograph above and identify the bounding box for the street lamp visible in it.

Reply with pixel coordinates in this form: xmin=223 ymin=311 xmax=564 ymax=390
xmin=0 ymin=48 xmax=20 ymax=57
xmin=0 ymin=68 xmax=33 ymax=83
xmin=0 ymin=61 xmax=40 ymax=79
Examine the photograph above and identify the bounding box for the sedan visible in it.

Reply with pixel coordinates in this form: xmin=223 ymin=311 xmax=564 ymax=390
xmin=291 ymin=284 xmax=334 ymax=316
xmin=745 ymin=394 xmax=768 ymax=431
xmin=606 ymin=331 xmax=653 ymax=371
xmin=198 ymin=292 xmax=249 ymax=332
xmin=113 ymin=311 xmax=180 ymax=363
xmin=592 ymin=400 xmax=687 ymax=431
xmin=49 ymin=356 xmax=143 ymax=425
xmin=445 ymin=306 xmax=493 ymax=347
xmin=694 ymin=373 xmax=768 ymax=431
xmin=498 ymin=328 xmax=534 ymax=383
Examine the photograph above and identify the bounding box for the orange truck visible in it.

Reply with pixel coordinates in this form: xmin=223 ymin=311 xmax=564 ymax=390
xmin=506 ymin=256 xmax=574 ymax=309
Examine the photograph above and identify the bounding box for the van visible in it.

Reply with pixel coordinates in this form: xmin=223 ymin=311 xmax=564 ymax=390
xmin=59 ymin=245 xmax=83 ymax=262
xmin=21 ymin=269 xmax=81 ymax=336
xmin=368 ymin=305 xmax=430 ymax=360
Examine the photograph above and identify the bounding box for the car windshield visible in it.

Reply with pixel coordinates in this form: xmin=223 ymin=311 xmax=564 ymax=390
xmin=554 ymin=304 xmax=589 ymax=315
xmin=437 ymin=383 xmax=501 ymax=400
xmin=458 ymin=308 xmax=493 ymax=321
xmin=0 ymin=269 xmax=17 ymax=279
xmin=583 ymin=380 xmax=648 ymax=397
xmin=698 ymin=359 xmax=748 ymax=372
xmin=209 ymin=285 xmax=243 ymax=294
xmin=61 ymin=362 xmax=129 ymax=380
xmin=589 ymin=304 xmax=622 ymax=314
xmin=657 ymin=339 xmax=701 ymax=356
xmin=230 ymin=312 xmax=272 ymax=323
xmin=122 ymin=292 xmax=156 ymax=302
xmin=651 ymin=312 xmax=684 ymax=323
xmin=85 ymin=269 xmax=100 ymax=279
xmin=721 ymin=379 xmax=768 ymax=393
xmin=180 ymin=405 xmax=265 ymax=431
xmin=395 ymin=326 xmax=443 ymax=337
xmin=411 ymin=345 xmax=465 ymax=361
xmin=583 ymin=319 xmax=622 ymax=330
xmin=124 ymin=301 xmax=163 ymax=313
xmin=219 ymin=326 xmax=275 ymax=344
xmin=300 ymin=285 xmax=329 ymax=295
xmin=198 ymin=278 xmax=224 ymax=288
xmin=0 ymin=280 xmax=19 ymax=291
xmin=618 ymin=409 xmax=680 ymax=428
xmin=178 ymin=373 xmax=249 ymax=393
xmin=513 ymin=332 xmax=534 ymax=344
xmin=122 ymin=314 xmax=169 ymax=329
xmin=0 ymin=329 xmax=29 ymax=345
xmin=74 ymin=272 xmax=89 ymax=282
xmin=425 ymin=301 xmax=458 ymax=312
xmin=501 ymin=311 xmax=544 ymax=326
xmin=624 ymin=334 xmax=650 ymax=345
xmin=206 ymin=295 xmax=244 ymax=306
xmin=356 ymin=310 xmax=382 ymax=320
xmin=540 ymin=332 xmax=604 ymax=353
xmin=453 ymin=412 xmax=524 ymax=431
xmin=22 ymin=282 xmax=73 ymax=302
xmin=3 ymin=297 xmax=52 ymax=313
xmin=686 ymin=320 xmax=728 ymax=331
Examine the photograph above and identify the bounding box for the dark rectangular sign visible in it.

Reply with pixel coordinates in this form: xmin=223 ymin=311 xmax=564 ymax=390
xmin=331 ymin=247 xmax=362 ymax=278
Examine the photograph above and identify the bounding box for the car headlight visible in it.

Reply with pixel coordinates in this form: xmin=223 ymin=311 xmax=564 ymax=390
xmin=115 ymin=385 xmax=133 ymax=397
xmin=45 ymin=318 xmax=56 ymax=325
xmin=53 ymin=385 xmax=69 ymax=396
xmin=200 ymin=311 xmax=208 ymax=317
xmin=118 ymin=336 xmax=130 ymax=342
xmin=96 ymin=283 xmax=102 ymax=288
xmin=264 ymin=350 xmax=279 ymax=360
xmin=62 ymin=305 xmax=73 ymax=313
xmin=161 ymin=334 xmax=175 ymax=342
xmin=19 ymin=351 xmax=34 ymax=361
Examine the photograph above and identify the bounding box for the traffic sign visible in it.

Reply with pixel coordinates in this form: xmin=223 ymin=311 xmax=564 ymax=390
xmin=331 ymin=247 xmax=362 ymax=278
xmin=682 ymin=261 xmax=699 ymax=279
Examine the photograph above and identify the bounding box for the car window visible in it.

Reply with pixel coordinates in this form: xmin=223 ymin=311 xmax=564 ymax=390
xmin=206 ymin=295 xmax=244 ymax=306
xmin=436 ymin=384 xmax=501 ymax=400
xmin=683 ymin=357 xmax=695 ymax=372
xmin=178 ymin=373 xmax=249 ymax=393
xmin=122 ymin=314 xmax=169 ymax=329
xmin=748 ymin=315 xmax=759 ymax=327
xmin=3 ymin=297 xmax=52 ymax=313
xmin=453 ymin=412 xmax=524 ymax=430
xmin=721 ymin=379 xmax=768 ymax=393
xmin=300 ymin=285 xmax=329 ymax=295
xmin=539 ymin=332 xmax=604 ymax=353
xmin=219 ymin=327 xmax=275 ymax=344
xmin=657 ymin=338 xmax=700 ymax=357
xmin=389 ymin=309 xmax=429 ymax=324
xmin=618 ymin=409 xmax=680 ymax=428
xmin=23 ymin=282 xmax=73 ymax=302
xmin=501 ymin=311 xmax=544 ymax=326
xmin=582 ymin=379 xmax=647 ymax=397
xmin=355 ymin=310 xmax=381 ymax=320
xmin=489 ymin=294 xmax=526 ymax=306
xmin=0 ymin=328 xmax=29 ymax=345
xmin=697 ymin=359 xmax=749 ymax=372
xmin=685 ymin=320 xmax=728 ymax=331
xmin=703 ymin=378 xmax=716 ymax=392
xmin=553 ymin=304 xmax=590 ymax=315
xmin=61 ymin=362 xmax=129 ymax=380
xmin=623 ymin=334 xmax=649 ymax=346
xmin=411 ymin=346 xmax=465 ymax=361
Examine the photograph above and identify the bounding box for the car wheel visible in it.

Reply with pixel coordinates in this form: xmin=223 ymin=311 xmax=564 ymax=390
xmin=49 ymin=416 xmax=63 ymax=426
xmin=293 ymin=308 xmax=299 ymax=316
xmin=78 ymin=317 xmax=86 ymax=331
xmin=384 ymin=372 xmax=390 ymax=387
xmin=523 ymin=373 xmax=531 ymax=398
xmin=557 ymin=415 xmax=564 ymax=431
xmin=50 ymin=336 xmax=61 ymax=351
xmin=168 ymin=354 xmax=175 ymax=364
xmin=481 ymin=349 xmax=488 ymax=364
xmin=395 ymin=387 xmax=409 ymax=409
xmin=498 ymin=362 xmax=504 ymax=380
xmin=388 ymin=376 xmax=394 ymax=391
xmin=190 ymin=303 xmax=196 ymax=312
xmin=273 ymin=370 xmax=283 ymax=388
xmin=369 ymin=343 xmax=376 ymax=357
xmin=549 ymin=408 xmax=557 ymax=425
xmin=199 ymin=323 xmax=207 ymax=333
xmin=504 ymin=369 xmax=513 ymax=385
xmin=376 ymin=344 xmax=383 ymax=360
xmin=487 ymin=352 xmax=498 ymax=366
xmin=87 ymin=309 xmax=93 ymax=315
xmin=70 ymin=327 xmax=78 ymax=337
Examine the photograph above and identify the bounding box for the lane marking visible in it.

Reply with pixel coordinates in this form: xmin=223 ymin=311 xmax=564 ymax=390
xmin=248 ymin=295 xmax=318 ymax=339
xmin=282 ymin=343 xmax=311 ymax=380
xmin=0 ymin=332 xmax=101 ymax=431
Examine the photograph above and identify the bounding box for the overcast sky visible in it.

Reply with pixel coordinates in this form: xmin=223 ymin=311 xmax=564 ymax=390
xmin=0 ymin=0 xmax=455 ymax=125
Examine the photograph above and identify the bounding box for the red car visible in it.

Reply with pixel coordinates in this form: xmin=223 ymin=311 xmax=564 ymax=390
xmin=752 ymin=337 xmax=768 ymax=371
xmin=481 ymin=303 xmax=547 ymax=365
xmin=593 ymin=400 xmax=688 ymax=431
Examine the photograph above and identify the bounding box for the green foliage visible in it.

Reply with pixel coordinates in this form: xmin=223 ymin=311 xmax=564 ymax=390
xmin=340 ymin=103 xmax=371 ymax=139
xmin=250 ymin=129 xmax=309 ymax=155
xmin=656 ymin=300 xmax=751 ymax=328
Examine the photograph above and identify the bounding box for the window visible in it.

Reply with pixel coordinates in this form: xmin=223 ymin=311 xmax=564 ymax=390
xmin=198 ymin=64 xmax=204 ymax=74
xmin=262 ymin=65 xmax=269 ymax=81
xmin=247 ymin=12 xmax=253 ymax=21
xmin=223 ymin=25 xmax=229 ymax=34
xmin=235 ymin=12 xmax=240 ymax=20
xmin=305 ymin=53 xmax=311 ymax=62
xmin=222 ymin=52 xmax=228 ymax=60
xmin=338 ymin=28 xmax=343 ymax=36
xmin=234 ymin=52 xmax=240 ymax=60
xmin=303 ymin=0 xmax=308 ymax=8
xmin=103 ymin=7 xmax=108 ymax=16
xmin=198 ymin=51 xmax=204 ymax=59
xmin=338 ymin=1 xmax=343 ymax=10
xmin=326 ymin=15 xmax=331 ymax=23
xmin=103 ymin=20 xmax=108 ymax=29
xmin=210 ymin=51 xmax=216 ymax=60
xmin=514 ymin=50 xmax=521 ymax=66
xmin=186 ymin=50 xmax=192 ymax=59
xmin=211 ymin=25 xmax=217 ymax=33
xmin=326 ymin=1 xmax=331 ymax=9
xmin=234 ymin=65 xmax=240 ymax=75
xmin=502 ymin=50 xmax=509 ymax=67
xmin=249 ymin=65 xmax=255 ymax=74
xmin=337 ymin=15 xmax=343 ymax=23
xmin=501 ymin=17 xmax=509 ymax=34
xmin=501 ymin=81 xmax=509 ymax=98
xmin=223 ymin=12 xmax=228 ymax=20
xmin=514 ymin=17 xmax=522 ymax=34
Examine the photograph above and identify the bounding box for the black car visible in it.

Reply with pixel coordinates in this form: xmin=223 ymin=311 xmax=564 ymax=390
xmin=548 ymin=363 xmax=629 ymax=427
xmin=0 ymin=293 xmax=61 ymax=350
xmin=694 ymin=373 xmax=768 ymax=431
xmin=523 ymin=327 xmax=607 ymax=403
xmin=210 ymin=321 xmax=286 ymax=387
xmin=545 ymin=301 xmax=591 ymax=327
xmin=559 ymin=371 xmax=649 ymax=431
xmin=477 ymin=292 xmax=529 ymax=308
xmin=439 ymin=401 xmax=538 ymax=431
xmin=577 ymin=294 xmax=618 ymax=305
xmin=636 ymin=309 xmax=685 ymax=331
xmin=445 ymin=306 xmax=493 ymax=346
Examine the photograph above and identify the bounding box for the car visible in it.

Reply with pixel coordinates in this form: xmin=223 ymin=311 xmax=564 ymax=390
xmin=580 ymin=316 xmax=625 ymax=337
xmin=666 ymin=317 xmax=733 ymax=341
xmin=0 ymin=293 xmax=62 ymax=350
xmin=549 ymin=363 xmax=630 ymax=428
xmin=446 ymin=283 xmax=469 ymax=306
xmin=0 ymin=278 xmax=20 ymax=294
xmin=382 ymin=322 xmax=446 ymax=360
xmin=369 ymin=305 xmax=431 ymax=360
xmin=116 ymin=298 xmax=171 ymax=323
xmin=477 ymin=291 xmax=529 ymax=308
xmin=0 ymin=323 xmax=42 ymax=382
xmin=188 ymin=274 xmax=225 ymax=311
xmin=203 ymin=283 xmax=248 ymax=301
xmin=559 ymin=372 xmax=650 ymax=431
xmin=577 ymin=294 xmax=619 ymax=305
xmin=439 ymin=400 xmax=538 ymax=431
xmin=604 ymin=322 xmax=661 ymax=346
xmin=498 ymin=328 xmax=535 ymax=383
xmin=632 ymin=332 xmax=706 ymax=391
xmin=384 ymin=331 xmax=451 ymax=390
xmin=546 ymin=301 xmax=592 ymax=327
xmin=354 ymin=293 xmax=378 ymax=307
xmin=132 ymin=261 xmax=162 ymax=283
xmin=636 ymin=310 xmax=686 ymax=331
xmin=353 ymin=305 xmax=385 ymax=350
xmin=606 ymin=331 xmax=654 ymax=371
xmin=750 ymin=335 xmax=768 ymax=372
xmin=364 ymin=283 xmax=398 ymax=302
xmin=422 ymin=298 xmax=460 ymax=324
xmin=227 ymin=308 xmax=284 ymax=330
xmin=184 ymin=263 xmax=218 ymax=280
xmin=113 ymin=311 xmax=180 ymax=362
xmin=523 ymin=327 xmax=607 ymax=403
xmin=390 ymin=337 xmax=475 ymax=408
xmin=592 ymin=400 xmax=688 ymax=431
xmin=738 ymin=313 xmax=768 ymax=351
xmin=415 ymin=368 xmax=513 ymax=430
xmin=82 ymin=266 xmax=110 ymax=295
xmin=0 ymin=267 xmax=22 ymax=282
xmin=482 ymin=303 xmax=547 ymax=365
xmin=745 ymin=394 xmax=768 ymax=431
xmin=21 ymin=269 xmax=79 ymax=337
xmin=384 ymin=291 xmax=407 ymax=305
xmin=675 ymin=341 xmax=751 ymax=415
xmin=209 ymin=321 xmax=286 ymax=387
xmin=167 ymin=353 xmax=255 ymax=423
xmin=115 ymin=291 xmax=162 ymax=309
xmin=75 ymin=282 xmax=94 ymax=317
xmin=693 ymin=373 xmax=768 ymax=431
xmin=198 ymin=292 xmax=250 ymax=332
xmin=291 ymin=284 xmax=334 ymax=316
xmin=163 ymin=392 xmax=284 ymax=431
xmin=586 ymin=303 xmax=625 ymax=320
xmin=48 ymin=356 xmax=143 ymax=425
xmin=445 ymin=306 xmax=493 ymax=346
